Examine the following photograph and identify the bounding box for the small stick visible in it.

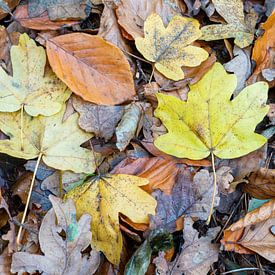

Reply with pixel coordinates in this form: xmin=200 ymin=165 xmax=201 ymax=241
xmin=207 ymin=151 xmax=217 ymax=225
xmin=148 ymin=65 xmax=155 ymax=84
xmin=16 ymin=152 xmax=43 ymax=247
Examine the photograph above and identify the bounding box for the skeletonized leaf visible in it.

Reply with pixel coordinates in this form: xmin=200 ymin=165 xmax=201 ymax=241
xmin=11 ymin=195 xmax=100 ymax=275
xmin=46 ymin=33 xmax=136 ymax=105
xmin=0 ymin=33 xmax=71 ymax=116
xmin=135 ymin=13 xmax=208 ymax=81
xmin=0 ymin=106 xmax=98 ymax=173
xmin=201 ymin=0 xmax=257 ymax=48
xmin=73 ymin=96 xmax=125 ymax=141
xmin=154 ymin=62 xmax=269 ymax=160
xmin=65 ymin=174 xmax=157 ymax=265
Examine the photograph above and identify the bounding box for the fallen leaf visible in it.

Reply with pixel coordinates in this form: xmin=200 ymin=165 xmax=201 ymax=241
xmin=0 ymin=247 xmax=12 ymax=275
xmin=248 ymin=198 xmax=270 ymax=212
xmin=224 ymin=46 xmax=252 ymax=94
xmin=153 ymin=251 xmax=169 ymax=275
xmin=150 ymin=167 xmax=195 ymax=230
xmin=115 ymin=0 xmax=182 ymax=39
xmin=201 ymin=0 xmax=257 ymax=48
xmin=73 ymin=96 xmax=125 ymax=141
xmin=154 ymin=62 xmax=269 ymax=160
xmin=14 ymin=4 xmax=78 ymax=30
xmin=222 ymin=199 xmax=275 ymax=262
xmin=116 ymin=103 xmax=142 ymax=151
xmin=111 ymin=156 xmax=181 ymax=194
xmin=170 ymin=217 xmax=220 ymax=275
xmin=28 ymin=0 xmax=89 ymax=21
xmin=11 ymin=195 xmax=100 ymax=275
xmin=46 ymin=33 xmax=136 ymax=105
xmin=0 ymin=33 xmax=71 ymax=116
xmin=243 ymin=168 xmax=275 ymax=199
xmin=65 ymin=174 xmax=157 ymax=265
xmin=0 ymin=0 xmax=19 ymax=20
xmin=0 ymin=106 xmax=98 ymax=173
xmin=248 ymin=12 xmax=275 ymax=87
xmin=0 ymin=26 xmax=12 ymax=73
xmin=135 ymin=13 xmax=208 ymax=81
xmin=125 ymin=230 xmax=173 ymax=275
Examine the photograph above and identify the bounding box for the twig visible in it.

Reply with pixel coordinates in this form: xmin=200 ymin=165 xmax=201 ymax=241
xmin=16 ymin=152 xmax=43 ymax=247
xmin=207 ymin=151 xmax=216 ymax=225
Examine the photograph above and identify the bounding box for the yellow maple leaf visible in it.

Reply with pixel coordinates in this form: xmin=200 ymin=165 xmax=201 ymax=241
xmin=154 ymin=62 xmax=269 ymax=160
xmin=201 ymin=0 xmax=257 ymax=48
xmin=65 ymin=174 xmax=157 ymax=265
xmin=135 ymin=13 xmax=208 ymax=81
xmin=0 ymin=107 xmax=98 ymax=173
xmin=0 ymin=33 xmax=71 ymax=116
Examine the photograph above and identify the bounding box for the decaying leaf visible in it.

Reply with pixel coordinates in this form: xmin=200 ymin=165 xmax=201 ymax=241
xmin=154 ymin=62 xmax=269 ymax=160
xmin=46 ymin=33 xmax=136 ymax=105
xmin=28 ymin=0 xmax=90 ymax=21
xmin=243 ymin=168 xmax=275 ymax=199
xmin=116 ymin=103 xmax=142 ymax=151
xmin=222 ymin=199 xmax=275 ymax=262
xmin=135 ymin=13 xmax=208 ymax=81
xmin=170 ymin=217 xmax=220 ymax=275
xmin=65 ymin=174 xmax=157 ymax=265
xmin=115 ymin=0 xmax=182 ymax=39
xmin=0 ymin=106 xmax=98 ymax=173
xmin=201 ymin=0 xmax=257 ymax=48
xmin=0 ymin=247 xmax=12 ymax=275
xmin=11 ymin=195 xmax=100 ymax=275
xmin=14 ymin=4 xmax=78 ymax=30
xmin=0 ymin=33 xmax=70 ymax=116
xmin=0 ymin=0 xmax=19 ymax=20
xmin=73 ymin=96 xmax=124 ymax=141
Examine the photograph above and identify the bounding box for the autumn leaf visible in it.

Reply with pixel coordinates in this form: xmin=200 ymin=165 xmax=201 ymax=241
xmin=46 ymin=33 xmax=136 ymax=105
xmin=11 ymin=195 xmax=100 ymax=275
xmin=154 ymin=62 xmax=269 ymax=160
xmin=65 ymin=174 xmax=157 ymax=265
xmin=135 ymin=13 xmax=208 ymax=81
xmin=201 ymin=0 xmax=257 ymax=48
xmin=0 ymin=33 xmax=71 ymax=116
xmin=0 ymin=106 xmax=98 ymax=173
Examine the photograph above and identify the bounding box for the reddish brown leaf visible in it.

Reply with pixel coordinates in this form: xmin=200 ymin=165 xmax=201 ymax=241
xmin=0 ymin=0 xmax=19 ymax=20
xmin=46 ymin=33 xmax=136 ymax=105
xmin=14 ymin=4 xmax=78 ymax=31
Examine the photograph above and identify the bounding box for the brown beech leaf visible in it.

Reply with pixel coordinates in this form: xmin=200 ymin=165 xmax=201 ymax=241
xmin=0 ymin=0 xmax=19 ymax=20
xmin=28 ymin=0 xmax=89 ymax=21
xmin=46 ymin=33 xmax=136 ymax=105
xmin=115 ymin=0 xmax=183 ymax=39
xmin=243 ymin=168 xmax=275 ymax=199
xmin=111 ymin=156 xmax=181 ymax=194
xmin=170 ymin=217 xmax=220 ymax=275
xmin=14 ymin=4 xmax=78 ymax=30
xmin=73 ymin=96 xmax=125 ymax=141
xmin=222 ymin=199 xmax=275 ymax=262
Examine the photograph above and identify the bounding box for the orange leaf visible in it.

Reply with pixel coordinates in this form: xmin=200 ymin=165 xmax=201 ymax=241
xmin=46 ymin=33 xmax=136 ymax=105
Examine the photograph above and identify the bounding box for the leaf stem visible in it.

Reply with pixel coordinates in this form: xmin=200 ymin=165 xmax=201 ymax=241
xmin=149 ymin=65 xmax=155 ymax=84
xmin=20 ymin=105 xmax=24 ymax=150
xmin=16 ymin=152 xmax=43 ymax=247
xmin=207 ymin=151 xmax=217 ymax=225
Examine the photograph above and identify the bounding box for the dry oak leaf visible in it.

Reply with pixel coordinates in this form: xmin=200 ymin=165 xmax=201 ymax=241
xmin=14 ymin=4 xmax=78 ymax=30
xmin=171 ymin=217 xmax=220 ymax=275
xmin=154 ymin=62 xmax=269 ymax=160
xmin=28 ymin=0 xmax=89 ymax=21
xmin=243 ymin=168 xmax=275 ymax=199
xmin=201 ymin=0 xmax=257 ymax=48
xmin=115 ymin=0 xmax=183 ymax=39
xmin=222 ymin=199 xmax=275 ymax=262
xmin=65 ymin=174 xmax=157 ymax=265
xmin=0 ymin=106 xmax=98 ymax=173
xmin=46 ymin=33 xmax=135 ymax=105
xmin=11 ymin=195 xmax=100 ymax=275
xmin=135 ymin=13 xmax=208 ymax=81
xmin=0 ymin=33 xmax=70 ymax=116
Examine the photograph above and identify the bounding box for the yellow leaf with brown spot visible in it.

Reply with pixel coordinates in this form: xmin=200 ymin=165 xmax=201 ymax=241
xmin=135 ymin=13 xmax=208 ymax=81
xmin=154 ymin=62 xmax=269 ymax=160
xmin=65 ymin=174 xmax=157 ymax=265
xmin=201 ymin=0 xmax=257 ymax=48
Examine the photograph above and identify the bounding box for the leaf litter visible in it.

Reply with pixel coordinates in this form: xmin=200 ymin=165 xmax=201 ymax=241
xmin=0 ymin=1 xmax=273 ymax=274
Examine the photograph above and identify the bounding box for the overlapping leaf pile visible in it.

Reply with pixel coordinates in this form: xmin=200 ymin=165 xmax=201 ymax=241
xmin=0 ymin=1 xmax=273 ymax=275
